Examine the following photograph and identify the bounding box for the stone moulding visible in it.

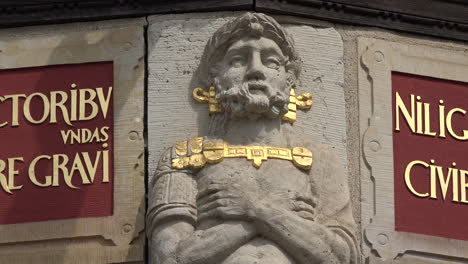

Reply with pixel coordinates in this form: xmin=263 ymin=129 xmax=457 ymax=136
xmin=358 ymin=38 xmax=468 ymax=262
xmin=1 ymin=1 xmax=468 ymax=43
xmin=257 ymin=0 xmax=468 ymax=43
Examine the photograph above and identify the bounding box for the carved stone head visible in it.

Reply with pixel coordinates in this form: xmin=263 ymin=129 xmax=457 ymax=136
xmin=199 ymin=13 xmax=302 ymax=120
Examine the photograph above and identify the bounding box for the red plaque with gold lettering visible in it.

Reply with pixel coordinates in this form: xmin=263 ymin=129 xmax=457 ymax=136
xmin=0 ymin=62 xmax=113 ymax=224
xmin=393 ymin=71 xmax=468 ymax=241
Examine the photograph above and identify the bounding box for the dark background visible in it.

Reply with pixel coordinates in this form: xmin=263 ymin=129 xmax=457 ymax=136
xmin=0 ymin=0 xmax=467 ymax=42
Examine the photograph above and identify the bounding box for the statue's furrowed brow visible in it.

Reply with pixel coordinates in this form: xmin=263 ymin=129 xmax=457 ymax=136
xmin=261 ymin=47 xmax=285 ymax=59
xmin=225 ymin=46 xmax=251 ymax=57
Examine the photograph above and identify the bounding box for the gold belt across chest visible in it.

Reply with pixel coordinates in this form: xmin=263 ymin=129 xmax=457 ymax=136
xmin=171 ymin=137 xmax=312 ymax=170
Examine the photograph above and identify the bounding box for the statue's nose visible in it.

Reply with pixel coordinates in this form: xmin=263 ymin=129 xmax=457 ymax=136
xmin=245 ymin=53 xmax=266 ymax=82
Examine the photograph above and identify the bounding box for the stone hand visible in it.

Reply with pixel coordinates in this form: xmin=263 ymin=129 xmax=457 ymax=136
xmin=261 ymin=191 xmax=317 ymax=221
xmin=196 ymin=180 xmax=258 ymax=222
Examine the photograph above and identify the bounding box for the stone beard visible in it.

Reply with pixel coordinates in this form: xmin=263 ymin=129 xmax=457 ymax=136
xmin=214 ymin=77 xmax=289 ymax=120
xmin=210 ymin=76 xmax=289 ymax=135
xmin=147 ymin=13 xmax=358 ymax=264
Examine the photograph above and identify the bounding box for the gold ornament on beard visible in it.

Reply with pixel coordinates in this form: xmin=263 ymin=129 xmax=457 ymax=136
xmin=192 ymin=86 xmax=313 ymax=123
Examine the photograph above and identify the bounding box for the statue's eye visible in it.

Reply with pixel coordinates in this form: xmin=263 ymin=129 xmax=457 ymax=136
xmin=230 ymin=56 xmax=245 ymax=68
xmin=265 ymin=58 xmax=280 ymax=69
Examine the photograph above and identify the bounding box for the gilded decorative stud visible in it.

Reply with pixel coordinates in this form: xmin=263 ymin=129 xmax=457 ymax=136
xmin=282 ymin=89 xmax=313 ymax=123
xmin=192 ymin=87 xmax=222 ymax=115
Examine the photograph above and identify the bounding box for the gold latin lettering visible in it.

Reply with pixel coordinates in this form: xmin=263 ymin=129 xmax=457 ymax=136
xmin=90 ymin=129 xmax=101 ymax=143
xmin=0 ymin=160 xmax=12 ymax=194
xmin=53 ymin=154 xmax=69 ymax=187
xmin=23 ymin=93 xmax=50 ymax=124
xmin=8 ymin=157 xmax=23 ymax=191
xmin=54 ymin=154 xmax=77 ymax=189
xmin=70 ymin=87 xmax=78 ymax=122
xmin=446 ymin=108 xmax=468 ymax=140
xmin=0 ymin=84 xmax=111 ymax=127
xmin=29 ymin=155 xmax=52 ymax=187
xmin=416 ymin=96 xmax=423 ymax=134
xmin=4 ymin=94 xmax=26 ymax=127
xmin=405 ymin=160 xmax=429 ymax=197
xmin=461 ymin=169 xmax=468 ymax=203
xmin=79 ymin=89 xmax=98 ymax=121
xmin=0 ymin=96 xmax=7 ymax=128
xmin=439 ymin=100 xmax=446 ymax=138
xmin=50 ymin=91 xmax=72 ymax=126
xmin=96 ymin=87 xmax=112 ymax=119
xmin=430 ymin=160 xmax=437 ymax=199
xmin=60 ymin=127 xmax=109 ymax=145
xmin=69 ymin=153 xmax=90 ymax=184
xmin=424 ymin=103 xmax=436 ymax=136
xmin=81 ymin=128 xmax=92 ymax=144
xmin=100 ymin=126 xmax=109 ymax=142
xmin=103 ymin=150 xmax=109 ymax=182
xmin=395 ymin=92 xmax=415 ymax=132
xmin=432 ymin=162 xmax=459 ymax=201
xmin=60 ymin=129 xmax=72 ymax=145
xmin=71 ymin=129 xmax=80 ymax=144
xmin=82 ymin=151 xmax=101 ymax=183
xmin=451 ymin=163 xmax=459 ymax=202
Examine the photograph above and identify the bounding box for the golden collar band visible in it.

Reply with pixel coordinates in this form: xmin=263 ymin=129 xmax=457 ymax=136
xmin=172 ymin=137 xmax=312 ymax=170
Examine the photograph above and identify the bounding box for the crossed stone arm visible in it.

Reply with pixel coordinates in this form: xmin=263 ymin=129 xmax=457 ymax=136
xmin=150 ymin=180 xmax=352 ymax=264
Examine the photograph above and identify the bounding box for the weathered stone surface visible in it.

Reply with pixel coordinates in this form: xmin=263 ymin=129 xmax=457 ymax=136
xmin=0 ymin=18 xmax=146 ymax=263
xmin=147 ymin=12 xmax=356 ymax=264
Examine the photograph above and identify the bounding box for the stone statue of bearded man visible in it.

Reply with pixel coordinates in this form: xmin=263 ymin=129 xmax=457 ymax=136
xmin=147 ymin=13 xmax=359 ymax=264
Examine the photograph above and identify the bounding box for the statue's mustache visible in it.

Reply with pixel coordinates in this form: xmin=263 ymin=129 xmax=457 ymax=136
xmin=215 ymin=81 xmax=289 ymax=119
xmin=245 ymin=81 xmax=268 ymax=93
xmin=217 ymin=81 xmax=273 ymax=101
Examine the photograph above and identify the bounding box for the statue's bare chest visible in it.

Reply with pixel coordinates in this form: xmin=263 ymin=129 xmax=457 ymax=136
xmin=197 ymin=158 xmax=312 ymax=195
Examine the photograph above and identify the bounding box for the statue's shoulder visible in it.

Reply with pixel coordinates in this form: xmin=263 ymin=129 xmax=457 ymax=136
xmin=293 ymin=138 xmax=356 ymax=231
xmin=290 ymin=137 xmax=348 ymax=191
xmin=155 ymin=136 xmax=215 ymax=175
xmin=289 ymin=138 xmax=338 ymax=165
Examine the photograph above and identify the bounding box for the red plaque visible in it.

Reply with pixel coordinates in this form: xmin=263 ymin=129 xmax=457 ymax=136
xmin=0 ymin=62 xmax=113 ymax=224
xmin=393 ymin=71 xmax=468 ymax=241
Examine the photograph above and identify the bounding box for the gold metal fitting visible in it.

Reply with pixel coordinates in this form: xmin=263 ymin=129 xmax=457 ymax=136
xmin=291 ymin=147 xmax=313 ymax=170
xmin=193 ymin=87 xmax=222 ymax=115
xmin=193 ymin=87 xmax=312 ymax=122
xmin=172 ymin=137 xmax=312 ymax=170
xmin=282 ymin=89 xmax=313 ymax=123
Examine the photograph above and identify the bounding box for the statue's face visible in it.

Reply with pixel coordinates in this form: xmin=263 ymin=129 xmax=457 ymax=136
xmin=215 ymin=36 xmax=289 ymax=120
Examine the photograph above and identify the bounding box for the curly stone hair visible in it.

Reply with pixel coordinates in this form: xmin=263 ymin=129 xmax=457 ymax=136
xmin=198 ymin=12 xmax=302 ymax=89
